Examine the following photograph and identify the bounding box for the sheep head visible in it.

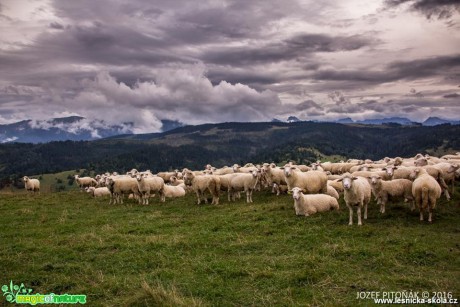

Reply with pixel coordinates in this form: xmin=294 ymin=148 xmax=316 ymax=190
xmin=337 ymin=174 xmax=358 ymax=190
xmin=291 ymin=187 xmax=303 ymax=200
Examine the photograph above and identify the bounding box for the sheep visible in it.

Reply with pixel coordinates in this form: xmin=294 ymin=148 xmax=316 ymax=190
xmin=262 ymin=163 xmax=287 ymax=187
xmin=410 ymin=168 xmax=442 ymax=222
xmin=232 ymin=164 xmax=257 ymax=173
xmin=327 ymin=180 xmax=344 ymax=193
xmin=228 ymin=170 xmax=260 ymax=203
xmin=169 ymin=176 xmax=185 ymax=186
xmin=74 ymin=175 xmax=97 ymax=190
xmin=326 ymin=185 xmax=340 ymax=200
xmin=211 ymin=166 xmax=234 ymax=175
xmin=184 ymin=171 xmax=220 ymax=205
xmin=441 ymin=153 xmax=460 ymax=160
xmin=337 ymin=174 xmax=372 ymax=226
xmin=432 ymin=162 xmax=460 ymax=196
xmin=86 ymin=186 xmax=111 ymax=198
xmin=367 ymin=175 xmax=414 ymax=213
xmin=23 ymin=176 xmax=40 ymax=193
xmin=107 ymin=176 xmax=141 ymax=205
xmin=135 ymin=174 xmax=165 ymax=205
xmin=217 ymin=173 xmax=240 ymax=201
xmin=291 ymin=187 xmax=339 ymax=216
xmin=273 ymin=183 xmax=288 ymax=195
xmin=157 ymin=171 xmax=179 ymax=183
xmin=349 ymin=164 xmax=370 ymax=173
xmin=163 ymin=185 xmax=186 ymax=199
xmin=283 ymin=165 xmax=328 ymax=194
xmin=392 ymin=166 xmax=417 ymax=180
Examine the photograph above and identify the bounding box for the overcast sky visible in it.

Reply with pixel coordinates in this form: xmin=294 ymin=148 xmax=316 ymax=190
xmin=0 ymin=0 xmax=459 ymax=132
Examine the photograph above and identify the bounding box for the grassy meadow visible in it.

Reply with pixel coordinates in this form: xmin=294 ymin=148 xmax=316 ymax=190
xmin=1 ymin=186 xmax=459 ymax=306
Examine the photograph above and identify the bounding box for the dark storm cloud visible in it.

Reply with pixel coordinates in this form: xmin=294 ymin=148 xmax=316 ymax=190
xmin=201 ymin=33 xmax=375 ymax=66
xmin=385 ymin=0 xmax=460 ymax=20
xmin=294 ymin=100 xmax=324 ymax=111
xmin=49 ymin=22 xmax=64 ymax=30
xmin=312 ymin=54 xmax=460 ymax=85
xmin=443 ymin=93 xmax=460 ymax=98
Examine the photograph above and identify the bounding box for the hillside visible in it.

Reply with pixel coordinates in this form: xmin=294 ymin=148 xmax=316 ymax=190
xmin=1 ymin=121 xmax=459 ymax=187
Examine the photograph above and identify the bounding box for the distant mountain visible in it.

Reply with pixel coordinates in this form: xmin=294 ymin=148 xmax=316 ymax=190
xmin=0 ymin=116 xmax=186 ymax=144
xmin=287 ymin=116 xmax=301 ymax=123
xmin=336 ymin=117 xmax=354 ymax=124
xmin=160 ymin=119 xmax=184 ymax=132
xmin=0 ymin=116 xmax=132 ymax=143
xmin=422 ymin=117 xmax=460 ymax=126
xmin=1 ymin=115 xmax=459 ymax=144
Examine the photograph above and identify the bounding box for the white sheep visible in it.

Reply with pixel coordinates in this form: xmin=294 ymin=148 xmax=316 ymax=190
xmin=232 ymin=164 xmax=257 ymax=173
xmin=86 ymin=186 xmax=111 ymax=198
xmin=135 ymin=174 xmax=165 ymax=205
xmin=262 ymin=163 xmax=287 ymax=187
xmin=183 ymin=171 xmax=220 ymax=205
xmin=283 ymin=165 xmax=328 ymax=194
xmin=327 ymin=180 xmax=344 ymax=193
xmin=392 ymin=166 xmax=417 ymax=180
xmin=163 ymin=185 xmax=186 ymax=199
xmin=326 ymin=185 xmax=339 ymax=200
xmin=74 ymin=175 xmax=97 ymax=190
xmin=367 ymin=175 xmax=414 ymax=213
xmin=291 ymin=187 xmax=339 ymax=216
xmin=107 ymin=176 xmax=141 ymax=205
xmin=410 ymin=168 xmax=442 ymax=222
xmin=338 ymin=173 xmax=372 ymax=226
xmin=228 ymin=170 xmax=260 ymax=203
xmin=169 ymin=176 xmax=185 ymax=186
xmin=23 ymin=176 xmax=40 ymax=193
xmin=157 ymin=171 xmax=179 ymax=183
xmin=217 ymin=173 xmax=240 ymax=201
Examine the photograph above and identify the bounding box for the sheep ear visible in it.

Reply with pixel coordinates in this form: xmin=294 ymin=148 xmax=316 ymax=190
xmin=337 ymin=178 xmax=343 ymax=182
xmin=352 ymin=177 xmax=358 ymax=180
xmin=376 ymin=176 xmax=381 ymax=179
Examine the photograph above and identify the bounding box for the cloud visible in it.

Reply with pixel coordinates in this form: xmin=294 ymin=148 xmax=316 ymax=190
xmin=384 ymin=0 xmax=460 ymax=20
xmin=443 ymin=93 xmax=459 ymax=98
xmin=61 ymin=67 xmax=282 ymax=132
xmin=0 ymin=0 xmax=459 ymax=130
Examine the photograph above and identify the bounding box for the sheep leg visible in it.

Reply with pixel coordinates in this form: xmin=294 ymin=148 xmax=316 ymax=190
xmin=348 ymin=206 xmax=353 ymax=226
xmin=357 ymin=205 xmax=363 ymax=226
xmin=428 ymin=205 xmax=433 ymax=223
xmin=363 ymin=202 xmax=368 ymax=220
xmin=195 ymin=190 xmax=201 ymax=205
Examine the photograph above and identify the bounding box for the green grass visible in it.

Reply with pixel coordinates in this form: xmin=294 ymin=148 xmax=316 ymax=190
xmin=1 ymin=188 xmax=459 ymax=306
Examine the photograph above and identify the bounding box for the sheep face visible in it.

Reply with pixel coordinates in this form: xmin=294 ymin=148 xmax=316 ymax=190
xmin=409 ymin=168 xmax=421 ymax=180
xmin=414 ymin=158 xmax=428 ymax=167
xmin=338 ymin=176 xmax=357 ymax=190
xmin=23 ymin=176 xmax=29 ymax=183
xmin=283 ymin=166 xmax=297 ymax=177
xmin=368 ymin=175 xmax=381 ymax=185
xmin=291 ymin=187 xmax=303 ymax=200
xmin=232 ymin=165 xmax=240 ymax=172
xmin=384 ymin=166 xmax=396 ymax=177
xmin=183 ymin=171 xmax=195 ymax=185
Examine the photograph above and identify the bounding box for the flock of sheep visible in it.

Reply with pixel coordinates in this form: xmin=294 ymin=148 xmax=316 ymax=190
xmin=22 ymin=152 xmax=460 ymax=225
